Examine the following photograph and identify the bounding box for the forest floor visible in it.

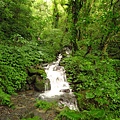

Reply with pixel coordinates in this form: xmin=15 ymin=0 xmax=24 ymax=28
xmin=0 ymin=90 xmax=58 ymax=120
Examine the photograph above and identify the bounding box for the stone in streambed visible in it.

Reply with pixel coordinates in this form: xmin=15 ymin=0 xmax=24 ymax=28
xmin=34 ymin=75 xmax=45 ymax=92
xmin=26 ymin=65 xmax=48 ymax=92
xmin=27 ymin=75 xmax=36 ymax=84
xmin=45 ymin=79 xmax=51 ymax=91
xmin=27 ymin=66 xmax=46 ymax=77
xmin=59 ymin=89 xmax=70 ymax=93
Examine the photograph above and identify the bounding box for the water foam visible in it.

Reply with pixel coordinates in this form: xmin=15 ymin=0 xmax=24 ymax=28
xmin=39 ymin=54 xmax=78 ymax=110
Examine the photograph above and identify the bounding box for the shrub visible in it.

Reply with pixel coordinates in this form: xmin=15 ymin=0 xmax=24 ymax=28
xmin=35 ymin=99 xmax=57 ymax=111
xmin=21 ymin=116 xmax=42 ymax=120
xmin=0 ymin=37 xmax=57 ymax=105
xmin=62 ymin=52 xmax=120 ymax=119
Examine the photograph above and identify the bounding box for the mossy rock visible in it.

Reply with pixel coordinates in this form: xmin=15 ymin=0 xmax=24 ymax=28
xmin=62 ymin=53 xmax=67 ymax=58
xmin=28 ymin=67 xmax=46 ymax=78
xmin=27 ymin=75 xmax=36 ymax=84
xmin=34 ymin=76 xmax=45 ymax=92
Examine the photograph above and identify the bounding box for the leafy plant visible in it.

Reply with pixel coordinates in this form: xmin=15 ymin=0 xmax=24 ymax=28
xmin=55 ymin=107 xmax=82 ymax=120
xmin=0 ymin=88 xmax=11 ymax=106
xmin=35 ymin=99 xmax=57 ymax=111
xmin=0 ymin=37 xmax=57 ymax=106
xmin=62 ymin=52 xmax=120 ymax=119
xmin=55 ymin=107 xmax=105 ymax=120
xmin=21 ymin=116 xmax=42 ymax=120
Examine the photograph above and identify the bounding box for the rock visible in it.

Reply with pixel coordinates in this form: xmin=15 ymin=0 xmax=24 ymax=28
xmin=34 ymin=76 xmax=45 ymax=92
xmin=45 ymin=79 xmax=51 ymax=91
xmin=58 ymin=94 xmax=79 ymax=110
xmin=27 ymin=66 xmax=46 ymax=77
xmin=53 ymin=66 xmax=65 ymax=71
xmin=59 ymin=89 xmax=70 ymax=93
xmin=26 ymin=65 xmax=47 ymax=92
xmin=26 ymin=84 xmax=30 ymax=90
xmin=27 ymin=75 xmax=36 ymax=84
xmin=35 ymin=65 xmax=44 ymax=70
xmin=23 ymin=112 xmax=34 ymax=119
xmin=41 ymin=63 xmax=48 ymax=67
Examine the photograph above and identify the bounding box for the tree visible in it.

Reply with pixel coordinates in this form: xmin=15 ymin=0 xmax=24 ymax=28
xmin=31 ymin=0 xmax=52 ymax=39
xmin=67 ymin=0 xmax=84 ymax=52
xmin=52 ymin=0 xmax=59 ymax=28
xmin=0 ymin=0 xmax=33 ymax=40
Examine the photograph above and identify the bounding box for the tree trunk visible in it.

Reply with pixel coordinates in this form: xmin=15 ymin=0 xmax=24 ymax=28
xmin=53 ymin=0 xmax=59 ymax=28
xmin=70 ymin=0 xmax=83 ymax=52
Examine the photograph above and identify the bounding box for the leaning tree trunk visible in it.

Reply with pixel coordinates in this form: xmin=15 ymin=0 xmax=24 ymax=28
xmin=70 ymin=0 xmax=83 ymax=53
xmin=52 ymin=0 xmax=59 ymax=28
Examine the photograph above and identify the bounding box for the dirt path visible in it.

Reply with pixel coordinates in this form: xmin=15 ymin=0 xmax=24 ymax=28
xmin=0 ymin=90 xmax=58 ymax=120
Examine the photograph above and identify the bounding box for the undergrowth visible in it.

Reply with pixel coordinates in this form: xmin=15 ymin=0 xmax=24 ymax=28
xmin=61 ymin=51 xmax=120 ymax=119
xmin=35 ymin=99 xmax=57 ymax=111
xmin=21 ymin=116 xmax=42 ymax=120
xmin=0 ymin=36 xmax=58 ymax=106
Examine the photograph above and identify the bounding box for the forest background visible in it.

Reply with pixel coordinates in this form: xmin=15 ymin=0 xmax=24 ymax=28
xmin=0 ymin=0 xmax=120 ymax=119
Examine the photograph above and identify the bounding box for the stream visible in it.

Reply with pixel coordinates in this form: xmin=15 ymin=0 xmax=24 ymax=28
xmin=39 ymin=54 xmax=78 ymax=111
xmin=0 ymin=51 xmax=79 ymax=120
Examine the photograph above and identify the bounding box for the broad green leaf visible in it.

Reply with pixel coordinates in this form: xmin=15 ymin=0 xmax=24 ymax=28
xmin=89 ymin=109 xmax=105 ymax=118
xmin=86 ymin=92 xmax=95 ymax=99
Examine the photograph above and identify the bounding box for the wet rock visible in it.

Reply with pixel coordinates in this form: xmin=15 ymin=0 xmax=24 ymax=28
xmin=27 ymin=75 xmax=36 ymax=84
xmin=34 ymin=75 xmax=45 ymax=92
xmin=23 ymin=112 xmax=34 ymax=119
xmin=45 ymin=79 xmax=51 ymax=91
xmin=26 ymin=65 xmax=47 ymax=92
xmin=59 ymin=89 xmax=70 ymax=93
xmin=57 ymin=93 xmax=79 ymax=110
xmin=0 ymin=90 xmax=64 ymax=120
xmin=42 ymin=63 xmax=48 ymax=67
xmin=27 ymin=66 xmax=46 ymax=77
xmin=35 ymin=64 xmax=44 ymax=70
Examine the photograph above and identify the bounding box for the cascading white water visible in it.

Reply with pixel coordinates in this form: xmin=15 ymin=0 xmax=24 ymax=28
xmin=39 ymin=54 xmax=78 ymax=110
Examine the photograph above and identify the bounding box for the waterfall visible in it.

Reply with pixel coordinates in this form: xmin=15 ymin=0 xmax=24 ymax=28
xmin=39 ymin=54 xmax=78 ymax=111
xmin=45 ymin=82 xmax=49 ymax=91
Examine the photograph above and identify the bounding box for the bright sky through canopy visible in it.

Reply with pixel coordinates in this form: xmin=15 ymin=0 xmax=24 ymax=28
xmin=44 ymin=0 xmax=52 ymax=4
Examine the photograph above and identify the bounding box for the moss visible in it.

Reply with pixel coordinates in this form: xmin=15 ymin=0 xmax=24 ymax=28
xmin=34 ymin=76 xmax=45 ymax=92
xmin=27 ymin=75 xmax=36 ymax=84
xmin=28 ymin=67 xmax=46 ymax=78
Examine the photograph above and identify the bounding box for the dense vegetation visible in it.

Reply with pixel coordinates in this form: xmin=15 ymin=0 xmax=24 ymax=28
xmin=0 ymin=0 xmax=120 ymax=119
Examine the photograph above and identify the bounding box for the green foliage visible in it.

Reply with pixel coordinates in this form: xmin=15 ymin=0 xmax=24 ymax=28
xmin=31 ymin=0 xmax=52 ymax=39
xmin=62 ymin=52 xmax=120 ymax=119
xmin=35 ymin=99 xmax=57 ymax=111
xmin=0 ymin=0 xmax=33 ymax=40
xmin=0 ymin=37 xmax=57 ymax=105
xmin=0 ymin=1 xmax=120 ymax=120
xmin=0 ymin=88 xmax=11 ymax=106
xmin=55 ymin=107 xmax=82 ymax=120
xmin=21 ymin=116 xmax=42 ymax=120
xmin=40 ymin=28 xmax=63 ymax=53
xmin=55 ymin=107 xmax=106 ymax=120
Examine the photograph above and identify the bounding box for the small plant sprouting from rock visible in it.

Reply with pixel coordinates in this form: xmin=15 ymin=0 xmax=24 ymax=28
xmin=21 ymin=116 xmax=42 ymax=120
xmin=35 ymin=99 xmax=57 ymax=111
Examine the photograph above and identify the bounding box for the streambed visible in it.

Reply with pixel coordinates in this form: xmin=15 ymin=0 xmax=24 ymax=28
xmin=39 ymin=54 xmax=78 ymax=111
xmin=0 ymin=50 xmax=79 ymax=120
xmin=0 ymin=90 xmax=57 ymax=120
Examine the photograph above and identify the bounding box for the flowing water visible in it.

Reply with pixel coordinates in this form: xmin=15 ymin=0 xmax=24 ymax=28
xmin=39 ymin=54 xmax=78 ymax=110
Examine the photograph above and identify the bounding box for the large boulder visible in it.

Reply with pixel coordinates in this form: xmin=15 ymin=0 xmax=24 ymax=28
xmin=34 ymin=75 xmax=45 ymax=92
xmin=27 ymin=66 xmax=46 ymax=78
xmin=26 ymin=65 xmax=47 ymax=92
xmin=59 ymin=89 xmax=70 ymax=93
xmin=27 ymin=75 xmax=36 ymax=84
